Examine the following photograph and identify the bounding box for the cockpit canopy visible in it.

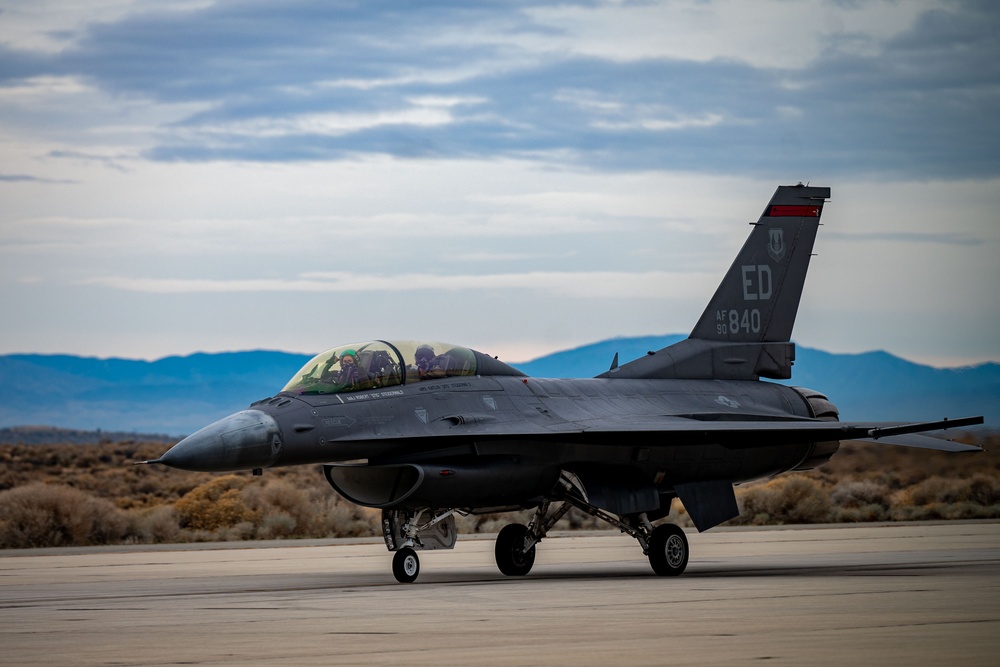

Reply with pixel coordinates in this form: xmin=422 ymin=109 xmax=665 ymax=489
xmin=281 ymin=340 xmax=524 ymax=396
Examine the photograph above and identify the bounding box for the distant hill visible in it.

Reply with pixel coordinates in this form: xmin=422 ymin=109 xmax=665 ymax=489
xmin=514 ymin=335 xmax=687 ymax=378
xmin=0 ymin=339 xmax=996 ymax=436
xmin=0 ymin=351 xmax=311 ymax=437
xmin=0 ymin=426 xmax=177 ymax=445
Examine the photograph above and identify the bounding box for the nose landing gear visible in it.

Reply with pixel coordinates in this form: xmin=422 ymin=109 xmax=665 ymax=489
xmin=391 ymin=547 xmax=420 ymax=583
xmin=382 ymin=508 xmax=458 ymax=583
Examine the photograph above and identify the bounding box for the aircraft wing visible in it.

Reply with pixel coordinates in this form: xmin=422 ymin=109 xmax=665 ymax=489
xmin=570 ymin=415 xmax=984 ymax=452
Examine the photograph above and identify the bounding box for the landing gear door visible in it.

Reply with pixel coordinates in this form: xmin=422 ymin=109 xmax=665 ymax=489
xmin=382 ymin=509 xmax=458 ymax=552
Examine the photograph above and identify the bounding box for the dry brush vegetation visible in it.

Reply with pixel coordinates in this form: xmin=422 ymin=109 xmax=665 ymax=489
xmin=0 ymin=433 xmax=996 ymax=549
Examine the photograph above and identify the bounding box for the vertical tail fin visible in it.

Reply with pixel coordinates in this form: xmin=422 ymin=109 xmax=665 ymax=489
xmin=690 ymin=184 xmax=829 ymax=343
xmin=600 ymin=184 xmax=830 ymax=381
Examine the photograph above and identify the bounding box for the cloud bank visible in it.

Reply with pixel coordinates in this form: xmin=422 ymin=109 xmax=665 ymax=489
xmin=1 ymin=1 xmax=998 ymax=366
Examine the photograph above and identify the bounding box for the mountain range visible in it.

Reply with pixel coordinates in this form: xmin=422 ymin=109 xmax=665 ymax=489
xmin=1 ymin=336 xmax=996 ymax=437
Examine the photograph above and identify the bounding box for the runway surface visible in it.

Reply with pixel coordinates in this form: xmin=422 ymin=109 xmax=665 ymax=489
xmin=2 ymin=522 xmax=998 ymax=666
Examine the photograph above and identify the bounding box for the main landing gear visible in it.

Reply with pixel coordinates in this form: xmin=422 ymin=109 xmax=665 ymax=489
xmin=489 ymin=474 xmax=689 ymax=578
xmin=646 ymin=523 xmax=689 ymax=576
xmin=494 ymin=523 xmax=536 ymax=576
xmin=381 ymin=473 xmax=689 ymax=582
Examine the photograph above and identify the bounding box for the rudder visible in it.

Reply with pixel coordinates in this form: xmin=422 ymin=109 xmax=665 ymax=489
xmin=690 ymin=184 xmax=829 ymax=343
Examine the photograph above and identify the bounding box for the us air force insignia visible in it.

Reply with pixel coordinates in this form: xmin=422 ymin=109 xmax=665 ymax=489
xmin=715 ymin=395 xmax=740 ymax=409
xmin=767 ymin=228 xmax=785 ymax=262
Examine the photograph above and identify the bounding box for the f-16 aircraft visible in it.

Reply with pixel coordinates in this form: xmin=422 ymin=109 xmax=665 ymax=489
xmin=147 ymin=184 xmax=983 ymax=582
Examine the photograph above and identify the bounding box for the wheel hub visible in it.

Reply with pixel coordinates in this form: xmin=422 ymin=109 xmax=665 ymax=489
xmin=666 ymin=535 xmax=685 ymax=568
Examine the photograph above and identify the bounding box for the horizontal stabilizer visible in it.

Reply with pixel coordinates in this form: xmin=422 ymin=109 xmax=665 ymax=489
xmin=853 ymin=432 xmax=983 ymax=452
xmin=857 ymin=416 xmax=985 ymax=451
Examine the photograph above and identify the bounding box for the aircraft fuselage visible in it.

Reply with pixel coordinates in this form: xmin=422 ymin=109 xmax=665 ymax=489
xmin=166 ymin=374 xmax=836 ymax=497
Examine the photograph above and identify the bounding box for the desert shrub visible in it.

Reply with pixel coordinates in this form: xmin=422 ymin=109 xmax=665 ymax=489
xmin=890 ymin=504 xmax=933 ymax=521
xmin=0 ymin=433 xmax=995 ymax=543
xmin=127 ymin=505 xmax=181 ymax=544
xmin=964 ymin=475 xmax=1000 ymax=506
xmin=173 ymin=475 xmax=255 ymax=531
xmin=908 ymin=476 xmax=970 ymax=506
xmin=214 ymin=521 xmax=257 ymax=541
xmin=834 ymin=503 xmax=888 ymax=522
xmin=256 ymin=512 xmax=298 ymax=540
xmin=934 ymin=502 xmax=983 ymax=520
xmin=735 ymin=476 xmax=832 ymax=525
xmin=241 ymin=479 xmax=314 ymax=536
xmin=830 ymin=479 xmax=889 ymax=509
xmin=897 ymin=474 xmax=1000 ymax=514
xmin=559 ymin=507 xmax=604 ymax=530
xmin=456 ymin=510 xmax=534 ymax=534
xmin=310 ymin=493 xmax=379 ymax=538
xmin=458 ymin=514 xmax=508 ymax=534
xmin=0 ymin=483 xmax=128 ymax=548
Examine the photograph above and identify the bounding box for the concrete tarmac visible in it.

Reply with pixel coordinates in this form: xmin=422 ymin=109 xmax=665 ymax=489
xmin=2 ymin=522 xmax=998 ymax=666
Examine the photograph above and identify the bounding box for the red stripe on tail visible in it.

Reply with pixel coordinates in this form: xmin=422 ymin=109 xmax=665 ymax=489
xmin=768 ymin=205 xmax=821 ymax=217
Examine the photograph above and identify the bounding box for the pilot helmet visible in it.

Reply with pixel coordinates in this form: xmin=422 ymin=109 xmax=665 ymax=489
xmin=415 ymin=345 xmax=435 ymax=364
xmin=341 ymin=349 xmax=358 ymax=364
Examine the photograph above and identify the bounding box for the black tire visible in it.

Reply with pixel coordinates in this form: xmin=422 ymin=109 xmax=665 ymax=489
xmin=495 ymin=523 xmax=536 ymax=576
xmin=392 ymin=547 xmax=420 ymax=583
xmin=647 ymin=523 xmax=688 ymax=576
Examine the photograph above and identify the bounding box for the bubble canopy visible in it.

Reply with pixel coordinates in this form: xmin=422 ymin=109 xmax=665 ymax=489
xmin=281 ymin=340 xmax=525 ymax=395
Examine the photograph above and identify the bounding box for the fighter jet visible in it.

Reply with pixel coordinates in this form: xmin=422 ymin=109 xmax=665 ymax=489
xmin=147 ymin=184 xmax=983 ymax=583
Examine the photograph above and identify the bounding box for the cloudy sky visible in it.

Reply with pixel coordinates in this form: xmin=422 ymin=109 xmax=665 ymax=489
xmin=1 ymin=0 xmax=998 ymax=368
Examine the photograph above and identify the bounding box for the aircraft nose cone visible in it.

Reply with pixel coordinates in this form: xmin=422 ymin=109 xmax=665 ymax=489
xmin=159 ymin=409 xmax=283 ymax=472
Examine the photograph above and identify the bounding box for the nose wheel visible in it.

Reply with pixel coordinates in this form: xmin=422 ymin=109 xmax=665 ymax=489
xmin=392 ymin=547 xmax=420 ymax=583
